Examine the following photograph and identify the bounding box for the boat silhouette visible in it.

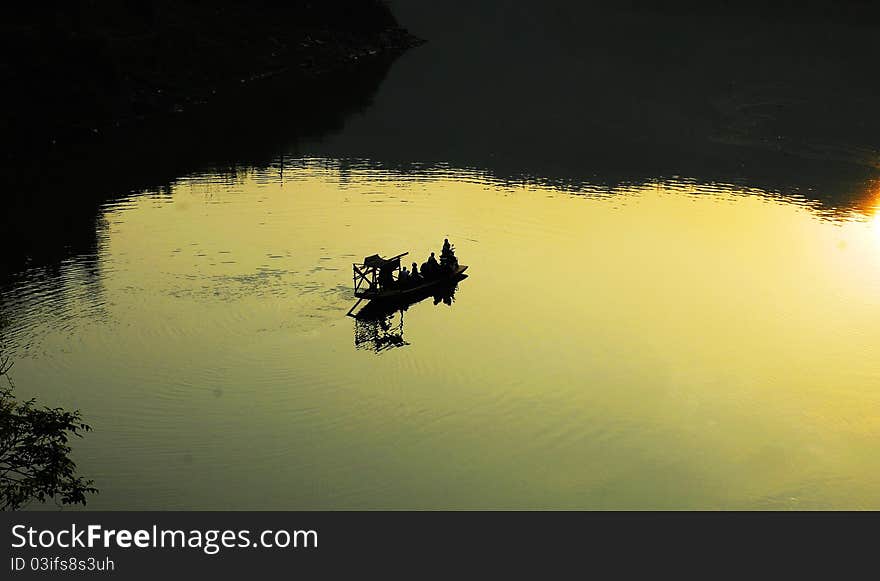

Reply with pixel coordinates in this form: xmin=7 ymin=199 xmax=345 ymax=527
xmin=347 ymin=249 xmax=468 ymax=316
xmin=347 ymin=246 xmax=468 ymax=351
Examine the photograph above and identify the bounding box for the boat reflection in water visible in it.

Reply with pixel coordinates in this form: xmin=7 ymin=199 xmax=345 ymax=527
xmin=350 ymin=276 xmax=467 ymax=353
xmin=348 ymin=243 xmax=469 ymax=353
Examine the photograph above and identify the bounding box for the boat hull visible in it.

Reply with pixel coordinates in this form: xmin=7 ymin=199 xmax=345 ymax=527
xmin=354 ymin=265 xmax=468 ymax=301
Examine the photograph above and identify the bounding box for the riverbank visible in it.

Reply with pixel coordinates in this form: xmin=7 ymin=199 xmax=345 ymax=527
xmin=0 ymin=1 xmax=422 ymax=161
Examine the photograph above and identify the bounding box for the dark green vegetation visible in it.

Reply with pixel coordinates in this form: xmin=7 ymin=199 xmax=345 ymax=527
xmin=1 ymin=1 xmax=419 ymax=156
xmin=0 ymin=347 xmax=97 ymax=510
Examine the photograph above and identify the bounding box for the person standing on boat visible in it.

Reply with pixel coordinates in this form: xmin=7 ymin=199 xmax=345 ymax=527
xmin=399 ymin=266 xmax=410 ymax=286
xmin=440 ymin=238 xmax=457 ymax=271
xmin=379 ymin=262 xmax=395 ymax=289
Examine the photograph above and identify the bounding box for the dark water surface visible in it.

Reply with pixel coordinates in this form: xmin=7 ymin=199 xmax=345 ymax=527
xmin=3 ymin=2 xmax=880 ymax=509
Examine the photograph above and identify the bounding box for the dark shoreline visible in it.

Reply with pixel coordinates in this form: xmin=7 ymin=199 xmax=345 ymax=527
xmin=1 ymin=1 xmax=422 ymax=164
xmin=0 ymin=1 xmax=421 ymax=280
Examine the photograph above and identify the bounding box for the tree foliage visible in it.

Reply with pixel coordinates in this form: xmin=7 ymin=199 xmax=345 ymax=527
xmin=0 ymin=350 xmax=98 ymax=511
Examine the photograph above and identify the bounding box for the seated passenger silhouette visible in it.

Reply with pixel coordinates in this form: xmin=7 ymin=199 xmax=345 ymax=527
xmin=399 ymin=266 xmax=410 ymax=286
xmin=410 ymin=262 xmax=422 ymax=283
xmin=425 ymin=252 xmax=439 ymax=277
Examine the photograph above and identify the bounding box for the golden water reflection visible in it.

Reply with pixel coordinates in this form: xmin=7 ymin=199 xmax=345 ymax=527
xmin=6 ymin=161 xmax=880 ymax=509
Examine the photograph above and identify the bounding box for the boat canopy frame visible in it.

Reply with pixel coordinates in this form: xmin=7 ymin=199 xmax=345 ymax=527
xmin=352 ymin=251 xmax=409 ymax=296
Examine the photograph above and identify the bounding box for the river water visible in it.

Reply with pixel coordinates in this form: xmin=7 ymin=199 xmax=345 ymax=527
xmin=4 ymin=161 xmax=880 ymax=509
xmin=3 ymin=2 xmax=880 ymax=509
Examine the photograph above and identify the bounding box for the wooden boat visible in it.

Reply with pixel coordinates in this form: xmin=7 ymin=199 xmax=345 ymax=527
xmin=356 ymin=264 xmax=468 ymax=301
xmin=348 ymin=249 xmax=468 ymax=315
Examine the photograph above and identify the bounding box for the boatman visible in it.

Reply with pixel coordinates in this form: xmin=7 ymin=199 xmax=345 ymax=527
xmin=442 ymin=238 xmax=452 ymax=257
xmin=440 ymin=238 xmax=457 ymax=270
xmin=379 ymin=262 xmax=395 ymax=289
